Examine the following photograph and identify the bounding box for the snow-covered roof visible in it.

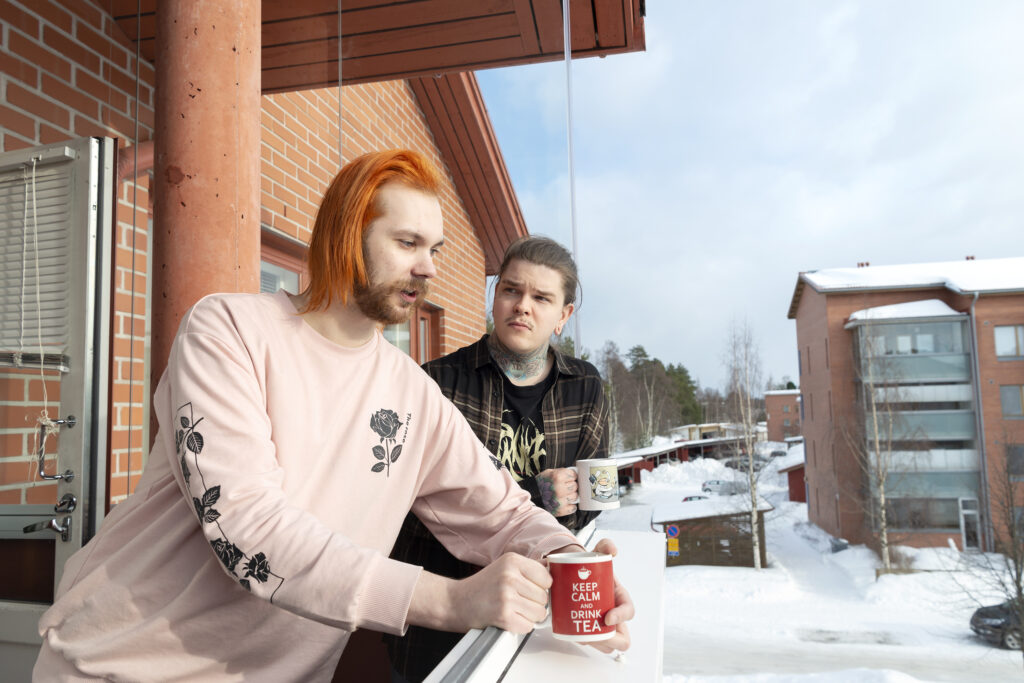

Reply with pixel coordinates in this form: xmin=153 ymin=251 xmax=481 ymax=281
xmin=804 ymin=257 xmax=1024 ymax=293
xmin=774 ymin=444 xmax=805 ymax=473
xmin=788 ymin=257 xmax=1024 ymax=318
xmin=652 ymin=494 xmax=773 ymax=523
xmin=612 ymin=434 xmax=746 ymax=461
xmin=845 ymin=299 xmax=965 ymax=327
xmin=764 ymin=389 xmax=801 ymax=396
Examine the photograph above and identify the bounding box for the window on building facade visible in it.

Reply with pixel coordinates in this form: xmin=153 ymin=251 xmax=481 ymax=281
xmin=1001 ymin=385 xmax=1024 ymax=417
xmin=863 ymin=321 xmax=966 ymax=357
xmin=784 ymin=419 xmax=790 ymax=427
xmin=260 ymin=229 xmax=307 ymax=295
xmin=995 ymin=325 xmax=1024 ymax=358
xmin=783 ymin=405 xmax=790 ymax=413
xmin=383 ymin=304 xmax=441 ymax=364
xmin=887 ymin=498 xmax=959 ymax=530
xmin=1008 ymin=444 xmax=1024 ymax=477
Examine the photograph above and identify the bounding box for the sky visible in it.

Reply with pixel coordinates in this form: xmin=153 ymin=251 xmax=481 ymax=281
xmin=475 ymin=0 xmax=1024 ymax=392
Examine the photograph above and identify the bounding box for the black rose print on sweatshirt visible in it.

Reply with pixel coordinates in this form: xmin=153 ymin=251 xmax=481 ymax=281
xmin=370 ymin=408 xmax=405 ymax=477
xmin=177 ymin=401 xmax=285 ymax=599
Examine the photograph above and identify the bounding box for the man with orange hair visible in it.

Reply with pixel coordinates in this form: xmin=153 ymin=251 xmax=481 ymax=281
xmin=34 ymin=150 xmax=632 ymax=682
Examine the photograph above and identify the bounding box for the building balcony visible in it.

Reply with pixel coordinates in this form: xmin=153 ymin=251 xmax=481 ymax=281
xmin=871 ymin=449 xmax=980 ymax=472
xmin=868 ymin=409 xmax=976 ymax=442
xmin=863 ymin=353 xmax=971 ymax=383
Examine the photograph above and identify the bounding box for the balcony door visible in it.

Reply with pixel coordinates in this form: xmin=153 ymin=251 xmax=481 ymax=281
xmin=0 ymin=138 xmax=113 ymax=676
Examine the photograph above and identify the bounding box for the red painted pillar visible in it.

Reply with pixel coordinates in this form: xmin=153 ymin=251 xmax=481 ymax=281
xmin=151 ymin=0 xmax=261 ymax=386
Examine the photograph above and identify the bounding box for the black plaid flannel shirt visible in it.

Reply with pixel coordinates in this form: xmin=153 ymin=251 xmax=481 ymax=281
xmin=384 ymin=334 xmax=610 ymax=682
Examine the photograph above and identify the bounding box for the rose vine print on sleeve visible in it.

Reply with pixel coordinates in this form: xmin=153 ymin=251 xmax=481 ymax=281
xmin=176 ymin=401 xmax=286 ymax=599
xmin=369 ymin=408 xmax=403 ymax=477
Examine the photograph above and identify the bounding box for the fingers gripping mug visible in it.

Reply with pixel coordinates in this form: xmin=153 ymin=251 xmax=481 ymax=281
xmin=548 ymin=551 xmax=616 ymax=642
xmin=576 ymin=458 xmax=620 ymax=510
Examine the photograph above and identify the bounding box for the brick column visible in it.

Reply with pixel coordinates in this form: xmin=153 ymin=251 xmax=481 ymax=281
xmin=151 ymin=0 xmax=261 ymax=388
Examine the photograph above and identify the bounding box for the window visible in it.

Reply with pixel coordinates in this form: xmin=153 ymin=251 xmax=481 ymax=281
xmin=784 ymin=419 xmax=790 ymax=427
xmin=260 ymin=261 xmax=299 ymax=294
xmin=260 ymin=229 xmax=307 ymax=295
xmin=995 ymin=325 xmax=1024 ymax=358
xmin=887 ymin=498 xmax=959 ymax=530
xmin=782 ymin=404 xmax=790 ymax=413
xmin=1009 ymin=445 xmax=1024 ymax=477
xmin=383 ymin=304 xmax=441 ymax=363
xmin=1001 ymin=385 xmax=1024 ymax=417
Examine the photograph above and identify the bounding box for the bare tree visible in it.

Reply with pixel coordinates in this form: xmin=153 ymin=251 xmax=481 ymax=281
xmin=724 ymin=320 xmax=764 ymax=569
xmin=597 ymin=341 xmax=627 ymax=453
xmin=839 ymin=321 xmax=926 ymax=572
xmin=955 ymin=437 xmax=1024 ymax=661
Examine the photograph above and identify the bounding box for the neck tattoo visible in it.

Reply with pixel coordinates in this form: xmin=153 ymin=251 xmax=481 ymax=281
xmin=488 ymin=334 xmax=549 ymax=383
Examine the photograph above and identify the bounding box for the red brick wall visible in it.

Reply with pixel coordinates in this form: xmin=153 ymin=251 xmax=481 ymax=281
xmin=261 ymin=83 xmax=487 ymax=356
xmin=972 ymin=294 xmax=1024 ymax=544
xmin=1 ymin=0 xmax=154 ymax=505
xmin=765 ymin=392 xmax=800 ymax=442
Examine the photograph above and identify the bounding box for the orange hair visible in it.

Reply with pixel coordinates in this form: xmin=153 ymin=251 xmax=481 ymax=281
xmin=302 ymin=150 xmax=443 ymax=312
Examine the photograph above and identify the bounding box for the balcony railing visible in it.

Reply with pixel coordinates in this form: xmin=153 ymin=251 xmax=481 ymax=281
xmin=868 ymin=410 xmax=976 ymax=442
xmin=862 ymin=353 xmax=970 ymax=383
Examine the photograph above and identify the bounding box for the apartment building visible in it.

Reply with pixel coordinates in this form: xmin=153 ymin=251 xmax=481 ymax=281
xmin=787 ymin=257 xmax=1024 ymax=552
xmin=765 ymin=389 xmax=801 ymax=442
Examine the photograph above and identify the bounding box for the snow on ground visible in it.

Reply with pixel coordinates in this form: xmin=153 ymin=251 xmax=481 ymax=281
xmin=594 ymin=457 xmax=1022 ymax=682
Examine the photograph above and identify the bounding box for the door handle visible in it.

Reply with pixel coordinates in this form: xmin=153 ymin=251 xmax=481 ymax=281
xmin=55 ymin=493 xmax=77 ymax=513
xmin=37 ymin=416 xmax=76 ymax=482
xmin=23 ymin=515 xmax=72 ymax=542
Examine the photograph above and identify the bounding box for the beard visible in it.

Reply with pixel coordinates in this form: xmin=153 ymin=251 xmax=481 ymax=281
xmin=353 ymin=277 xmax=429 ymax=325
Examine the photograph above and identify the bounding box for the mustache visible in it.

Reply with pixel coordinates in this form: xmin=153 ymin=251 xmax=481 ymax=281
xmin=504 ymin=317 xmax=533 ymax=330
xmin=395 ymin=279 xmax=429 ymax=298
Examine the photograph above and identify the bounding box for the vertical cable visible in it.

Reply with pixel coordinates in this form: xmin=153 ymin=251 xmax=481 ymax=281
xmin=342 ymin=0 xmax=350 ymax=165
xmin=125 ymin=0 xmax=143 ymax=500
xmin=562 ymin=0 xmax=580 ymax=356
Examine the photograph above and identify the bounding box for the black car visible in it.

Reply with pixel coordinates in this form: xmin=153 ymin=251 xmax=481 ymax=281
xmin=970 ymin=600 xmax=1022 ymax=649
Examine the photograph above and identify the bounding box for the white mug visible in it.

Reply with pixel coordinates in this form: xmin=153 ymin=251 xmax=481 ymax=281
xmin=576 ymin=458 xmax=619 ymax=510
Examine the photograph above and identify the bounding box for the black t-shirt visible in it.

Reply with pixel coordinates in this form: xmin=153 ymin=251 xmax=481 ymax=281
xmin=496 ymin=369 xmax=556 ymax=482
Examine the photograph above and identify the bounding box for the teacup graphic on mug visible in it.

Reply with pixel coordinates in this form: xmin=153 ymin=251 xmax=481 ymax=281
xmin=577 ymin=567 xmax=591 ymax=580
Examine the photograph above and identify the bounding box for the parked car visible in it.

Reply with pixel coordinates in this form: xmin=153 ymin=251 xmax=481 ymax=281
xmin=682 ymin=495 xmax=708 ymax=502
xmin=722 ymin=456 xmax=765 ymax=472
xmin=701 ymin=479 xmax=747 ymax=495
xmin=971 ymin=600 xmax=1022 ymax=649
xmin=769 ymin=449 xmax=787 ymax=458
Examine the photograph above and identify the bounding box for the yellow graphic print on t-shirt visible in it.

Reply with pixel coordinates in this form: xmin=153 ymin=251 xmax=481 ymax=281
xmin=497 ymin=412 xmax=545 ymax=482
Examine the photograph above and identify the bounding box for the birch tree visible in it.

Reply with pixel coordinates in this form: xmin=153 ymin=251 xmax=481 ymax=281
xmin=724 ymin=320 xmax=764 ymax=569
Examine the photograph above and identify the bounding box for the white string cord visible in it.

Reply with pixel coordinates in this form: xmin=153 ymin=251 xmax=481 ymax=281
xmin=17 ymin=166 xmax=28 ymax=366
xmin=562 ymin=0 xmax=581 ymax=356
xmin=27 ymin=159 xmax=60 ymax=475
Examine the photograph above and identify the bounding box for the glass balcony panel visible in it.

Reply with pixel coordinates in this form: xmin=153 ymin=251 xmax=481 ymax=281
xmin=868 ymin=410 xmax=975 ymax=441
xmin=884 ymin=472 xmax=980 ymax=498
xmin=864 ymin=353 xmax=970 ymax=383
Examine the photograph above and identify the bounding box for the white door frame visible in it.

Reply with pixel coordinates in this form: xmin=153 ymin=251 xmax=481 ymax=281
xmin=0 ymin=136 xmax=112 ymax=676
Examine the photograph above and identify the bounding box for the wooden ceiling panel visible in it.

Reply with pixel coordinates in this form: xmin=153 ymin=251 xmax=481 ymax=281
xmin=107 ymin=0 xmax=644 ymax=93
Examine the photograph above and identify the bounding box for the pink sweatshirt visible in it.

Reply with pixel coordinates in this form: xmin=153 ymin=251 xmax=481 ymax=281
xmin=38 ymin=291 xmax=578 ymax=681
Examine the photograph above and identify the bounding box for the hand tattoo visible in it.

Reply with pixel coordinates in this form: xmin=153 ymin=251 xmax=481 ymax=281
xmin=537 ymin=472 xmax=559 ymax=513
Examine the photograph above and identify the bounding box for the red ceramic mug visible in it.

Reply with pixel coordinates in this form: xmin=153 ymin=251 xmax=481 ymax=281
xmin=547 ymin=551 xmax=616 ymax=642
